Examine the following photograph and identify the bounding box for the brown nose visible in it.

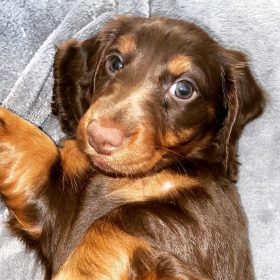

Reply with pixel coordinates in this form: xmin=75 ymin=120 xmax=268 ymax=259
xmin=87 ymin=120 xmax=125 ymax=155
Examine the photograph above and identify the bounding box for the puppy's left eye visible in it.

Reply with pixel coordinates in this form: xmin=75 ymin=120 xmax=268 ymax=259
xmin=107 ymin=55 xmax=124 ymax=74
xmin=169 ymin=80 xmax=195 ymax=100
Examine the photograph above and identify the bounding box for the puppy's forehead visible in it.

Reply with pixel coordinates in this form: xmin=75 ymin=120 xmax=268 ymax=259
xmin=103 ymin=17 xmax=219 ymax=81
xmin=112 ymin=18 xmax=216 ymax=63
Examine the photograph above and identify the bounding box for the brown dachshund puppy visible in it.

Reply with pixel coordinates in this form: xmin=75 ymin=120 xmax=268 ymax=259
xmin=0 ymin=16 xmax=265 ymax=279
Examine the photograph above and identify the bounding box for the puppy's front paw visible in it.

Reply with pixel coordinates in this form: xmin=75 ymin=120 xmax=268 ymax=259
xmin=0 ymin=108 xmax=22 ymax=176
xmin=0 ymin=107 xmax=57 ymax=194
xmin=0 ymin=107 xmax=41 ymax=144
xmin=0 ymin=108 xmax=59 ymax=236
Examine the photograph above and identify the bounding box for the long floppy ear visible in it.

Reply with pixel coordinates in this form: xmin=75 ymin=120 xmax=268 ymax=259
xmin=52 ymin=36 xmax=100 ymax=137
xmin=218 ymin=48 xmax=266 ymax=179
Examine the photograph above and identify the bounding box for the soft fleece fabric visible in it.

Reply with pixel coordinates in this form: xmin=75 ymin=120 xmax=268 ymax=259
xmin=0 ymin=0 xmax=279 ymax=279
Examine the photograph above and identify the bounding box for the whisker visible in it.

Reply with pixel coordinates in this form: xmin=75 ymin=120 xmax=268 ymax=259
xmin=174 ymin=159 xmax=188 ymax=177
xmin=155 ymin=145 xmax=189 ymax=160
xmin=155 ymin=145 xmax=189 ymax=176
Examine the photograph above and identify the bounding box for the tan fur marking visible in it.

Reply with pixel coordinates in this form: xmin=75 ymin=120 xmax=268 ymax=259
xmin=54 ymin=221 xmax=150 ymax=280
xmin=168 ymin=54 xmax=193 ymax=76
xmin=117 ymin=33 xmax=136 ymax=54
xmin=59 ymin=140 xmax=91 ymax=189
xmin=108 ymin=169 xmax=199 ymax=202
xmin=161 ymin=129 xmax=196 ymax=147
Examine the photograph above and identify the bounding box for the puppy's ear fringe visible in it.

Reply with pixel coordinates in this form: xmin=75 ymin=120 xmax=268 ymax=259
xmin=52 ymin=37 xmax=99 ymax=137
xmin=218 ymin=47 xmax=267 ymax=180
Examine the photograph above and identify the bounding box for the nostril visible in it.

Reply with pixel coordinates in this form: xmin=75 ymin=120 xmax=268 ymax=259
xmin=88 ymin=135 xmax=102 ymax=154
xmin=87 ymin=120 xmax=125 ymax=155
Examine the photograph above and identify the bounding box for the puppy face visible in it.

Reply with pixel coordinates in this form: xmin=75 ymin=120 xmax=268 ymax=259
xmin=53 ymin=16 xmax=265 ymax=176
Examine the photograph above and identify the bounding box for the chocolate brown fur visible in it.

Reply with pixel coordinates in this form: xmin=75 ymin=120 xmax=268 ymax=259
xmin=0 ymin=16 xmax=265 ymax=279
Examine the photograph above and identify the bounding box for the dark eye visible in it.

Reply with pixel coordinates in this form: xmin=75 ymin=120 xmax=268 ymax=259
xmin=169 ymin=80 xmax=194 ymax=100
xmin=108 ymin=55 xmax=124 ymax=74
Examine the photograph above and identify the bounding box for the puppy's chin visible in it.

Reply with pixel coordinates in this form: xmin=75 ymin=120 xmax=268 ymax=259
xmin=90 ymin=156 xmax=115 ymax=174
xmin=88 ymin=151 xmax=164 ymax=177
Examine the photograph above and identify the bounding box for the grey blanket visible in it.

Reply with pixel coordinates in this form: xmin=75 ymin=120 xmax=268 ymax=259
xmin=0 ymin=0 xmax=279 ymax=279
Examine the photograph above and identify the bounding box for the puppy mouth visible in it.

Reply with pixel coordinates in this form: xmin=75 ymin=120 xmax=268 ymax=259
xmin=91 ymin=155 xmax=116 ymax=174
xmin=88 ymin=150 xmax=164 ymax=176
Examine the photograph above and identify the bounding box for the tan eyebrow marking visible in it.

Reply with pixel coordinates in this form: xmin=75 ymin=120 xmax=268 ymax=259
xmin=116 ymin=33 xmax=137 ymax=54
xmin=168 ymin=54 xmax=193 ymax=76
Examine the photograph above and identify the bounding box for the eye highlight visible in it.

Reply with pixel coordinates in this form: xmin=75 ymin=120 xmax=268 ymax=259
xmin=106 ymin=55 xmax=124 ymax=75
xmin=169 ymin=80 xmax=195 ymax=100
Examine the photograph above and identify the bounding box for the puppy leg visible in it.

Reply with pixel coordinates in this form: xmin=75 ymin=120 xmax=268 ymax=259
xmin=53 ymin=220 xmax=152 ymax=280
xmin=0 ymin=108 xmax=58 ymax=237
xmin=54 ymin=220 xmax=209 ymax=280
xmin=0 ymin=108 xmax=90 ymax=238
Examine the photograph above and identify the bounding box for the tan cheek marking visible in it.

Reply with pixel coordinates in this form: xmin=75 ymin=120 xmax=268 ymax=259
xmin=54 ymin=221 xmax=150 ymax=280
xmin=161 ymin=129 xmax=196 ymax=147
xmin=117 ymin=33 xmax=136 ymax=54
xmin=168 ymin=54 xmax=193 ymax=76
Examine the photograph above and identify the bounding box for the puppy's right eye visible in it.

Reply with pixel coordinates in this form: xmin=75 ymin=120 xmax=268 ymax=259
xmin=169 ymin=80 xmax=196 ymax=101
xmin=107 ymin=55 xmax=124 ymax=74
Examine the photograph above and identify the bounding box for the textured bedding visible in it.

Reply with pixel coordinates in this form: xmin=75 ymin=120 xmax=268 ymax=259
xmin=0 ymin=0 xmax=279 ymax=279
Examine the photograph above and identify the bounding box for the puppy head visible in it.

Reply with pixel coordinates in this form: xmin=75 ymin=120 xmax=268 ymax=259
xmin=53 ymin=16 xmax=265 ymax=177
